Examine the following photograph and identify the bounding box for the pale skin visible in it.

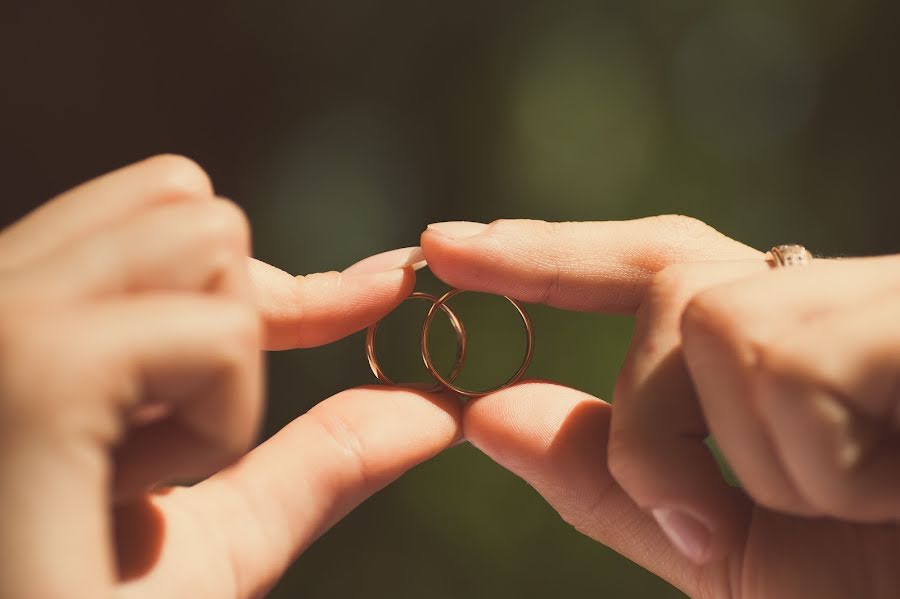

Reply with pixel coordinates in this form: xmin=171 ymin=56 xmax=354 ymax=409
xmin=1 ymin=157 xmax=898 ymax=598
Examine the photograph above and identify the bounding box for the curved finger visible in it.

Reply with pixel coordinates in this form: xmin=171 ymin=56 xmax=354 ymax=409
xmin=681 ymin=256 xmax=900 ymax=517
xmin=756 ymin=298 xmax=900 ymax=522
xmin=0 ymin=295 xmax=260 ymax=598
xmin=610 ymin=261 xmax=767 ymax=564
xmin=461 ymin=380 xmax=731 ymax=597
xmin=83 ymin=296 xmax=263 ymax=494
xmin=421 ymin=217 xmax=761 ymax=313
xmin=251 ymin=248 xmax=421 ymax=350
xmin=20 ymin=197 xmax=251 ymax=303
xmin=0 ymin=155 xmax=212 ymax=271
xmin=683 ymin=256 xmax=900 ymax=349
xmin=116 ymin=387 xmax=461 ymax=599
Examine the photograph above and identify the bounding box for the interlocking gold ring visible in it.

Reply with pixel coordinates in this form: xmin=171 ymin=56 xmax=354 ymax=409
xmin=366 ymin=292 xmax=467 ymax=393
xmin=421 ymin=289 xmax=534 ymax=398
xmin=768 ymin=244 xmax=813 ymax=268
xmin=365 ymin=289 xmax=534 ymax=397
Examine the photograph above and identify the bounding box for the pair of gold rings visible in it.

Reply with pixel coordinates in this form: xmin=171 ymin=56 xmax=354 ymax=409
xmin=365 ymin=289 xmax=534 ymax=398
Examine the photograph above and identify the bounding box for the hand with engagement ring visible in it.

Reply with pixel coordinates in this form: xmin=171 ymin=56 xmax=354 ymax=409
xmin=414 ymin=218 xmax=900 ymax=599
xmin=4 ymin=160 xmax=900 ymax=599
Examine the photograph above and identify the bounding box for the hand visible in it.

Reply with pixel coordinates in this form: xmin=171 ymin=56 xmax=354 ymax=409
xmin=422 ymin=218 xmax=900 ymax=599
xmin=0 ymin=156 xmax=461 ymax=598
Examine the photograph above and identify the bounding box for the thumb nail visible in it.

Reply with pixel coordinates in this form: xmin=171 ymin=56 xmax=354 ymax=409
xmin=651 ymin=507 xmax=712 ymax=564
xmin=426 ymin=221 xmax=488 ymax=240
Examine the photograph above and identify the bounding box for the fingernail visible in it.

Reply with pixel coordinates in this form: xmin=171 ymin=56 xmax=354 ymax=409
xmin=426 ymin=221 xmax=488 ymax=240
xmin=651 ymin=508 xmax=711 ymax=564
xmin=343 ymin=246 xmax=426 ymax=275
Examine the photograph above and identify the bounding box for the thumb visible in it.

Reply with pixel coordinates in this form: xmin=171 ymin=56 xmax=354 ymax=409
xmin=462 ymin=381 xmax=737 ymax=597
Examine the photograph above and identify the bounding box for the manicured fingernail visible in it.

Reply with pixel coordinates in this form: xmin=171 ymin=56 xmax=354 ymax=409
xmin=426 ymin=221 xmax=488 ymax=240
xmin=651 ymin=508 xmax=711 ymax=564
xmin=343 ymin=246 xmax=426 ymax=275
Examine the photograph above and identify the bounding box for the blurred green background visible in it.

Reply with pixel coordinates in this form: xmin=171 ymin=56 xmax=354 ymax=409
xmin=2 ymin=1 xmax=899 ymax=597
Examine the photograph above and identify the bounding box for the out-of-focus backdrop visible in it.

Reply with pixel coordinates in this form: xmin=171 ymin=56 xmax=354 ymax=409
xmin=2 ymin=1 xmax=899 ymax=597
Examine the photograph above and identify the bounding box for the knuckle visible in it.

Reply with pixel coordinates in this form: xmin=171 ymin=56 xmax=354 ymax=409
xmin=298 ymin=270 xmax=342 ymax=297
xmin=653 ymin=214 xmax=714 ymax=239
xmin=201 ymin=199 xmax=252 ymax=252
xmin=606 ymin=431 xmax=639 ymax=485
xmin=647 ymin=262 xmax=708 ymax=307
xmin=221 ymin=303 xmax=262 ymax=350
xmin=485 ymin=218 xmax=521 ymax=236
xmin=751 ymin=340 xmax=796 ymax=381
xmin=145 ymin=154 xmax=213 ymax=196
xmin=203 ymin=306 xmax=262 ymax=457
xmin=488 ymin=220 xmax=574 ymax=305
xmin=204 ymin=305 xmax=260 ymax=377
xmin=681 ymin=287 xmax=736 ymax=342
xmin=310 ymin=407 xmax=374 ymax=487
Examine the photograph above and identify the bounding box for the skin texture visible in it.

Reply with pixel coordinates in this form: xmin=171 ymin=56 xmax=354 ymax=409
xmin=3 ymin=159 xmax=900 ymax=598
xmin=0 ymin=156 xmax=461 ymax=599
xmin=422 ymin=218 xmax=900 ymax=599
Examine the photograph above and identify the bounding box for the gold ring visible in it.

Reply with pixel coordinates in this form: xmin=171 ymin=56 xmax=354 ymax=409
xmin=366 ymin=292 xmax=467 ymax=393
xmin=420 ymin=289 xmax=534 ymax=398
xmin=768 ymin=244 xmax=813 ymax=268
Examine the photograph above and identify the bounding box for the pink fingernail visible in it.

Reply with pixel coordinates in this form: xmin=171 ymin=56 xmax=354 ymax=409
xmin=651 ymin=508 xmax=712 ymax=564
xmin=343 ymin=246 xmax=426 ymax=275
xmin=426 ymin=221 xmax=488 ymax=240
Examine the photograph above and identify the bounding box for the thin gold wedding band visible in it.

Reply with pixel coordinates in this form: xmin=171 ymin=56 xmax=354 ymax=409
xmin=366 ymin=292 xmax=467 ymax=393
xmin=421 ymin=289 xmax=534 ymax=398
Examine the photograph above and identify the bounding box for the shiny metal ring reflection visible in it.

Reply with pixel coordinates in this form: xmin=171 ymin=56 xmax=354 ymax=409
xmin=365 ymin=292 xmax=467 ymax=393
xmin=421 ymin=289 xmax=534 ymax=398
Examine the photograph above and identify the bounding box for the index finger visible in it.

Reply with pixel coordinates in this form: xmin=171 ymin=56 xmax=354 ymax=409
xmin=460 ymin=380 xmax=731 ymax=596
xmin=251 ymin=247 xmax=423 ymax=350
xmin=420 ymin=217 xmax=762 ymax=313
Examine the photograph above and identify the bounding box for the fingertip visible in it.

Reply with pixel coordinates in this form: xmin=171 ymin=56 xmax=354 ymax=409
xmin=420 ymin=227 xmax=464 ymax=276
xmin=310 ymin=384 xmax=464 ymax=460
xmin=257 ymin=261 xmax=416 ymax=350
xmin=138 ymin=154 xmax=214 ymax=196
xmin=420 ymin=222 xmax=493 ymax=284
xmin=462 ymin=381 xmax=611 ymax=477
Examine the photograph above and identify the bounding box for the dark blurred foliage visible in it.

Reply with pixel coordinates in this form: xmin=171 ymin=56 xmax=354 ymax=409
xmin=2 ymin=1 xmax=899 ymax=597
